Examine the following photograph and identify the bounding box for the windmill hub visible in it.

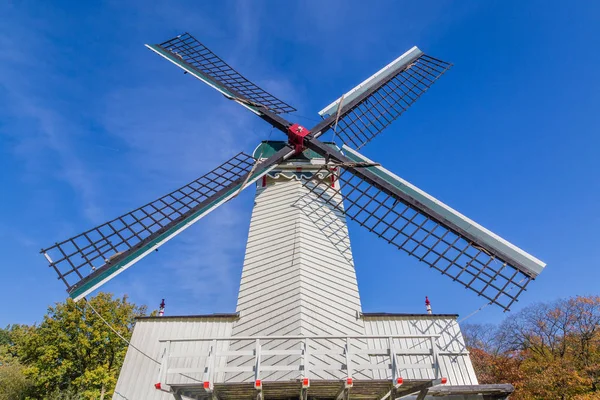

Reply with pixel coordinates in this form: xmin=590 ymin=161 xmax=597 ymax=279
xmin=287 ymin=122 xmax=310 ymax=154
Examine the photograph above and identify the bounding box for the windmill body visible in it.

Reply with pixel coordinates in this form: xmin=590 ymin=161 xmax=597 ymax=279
xmin=233 ymin=142 xmax=364 ymax=341
xmin=226 ymin=143 xmax=366 ymax=383
xmin=41 ymin=33 xmax=547 ymax=399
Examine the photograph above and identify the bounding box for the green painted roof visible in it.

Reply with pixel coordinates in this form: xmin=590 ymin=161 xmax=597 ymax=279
xmin=253 ymin=141 xmax=338 ymax=160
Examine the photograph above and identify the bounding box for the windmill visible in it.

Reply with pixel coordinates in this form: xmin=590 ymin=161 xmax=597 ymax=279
xmin=41 ymin=33 xmax=545 ymax=399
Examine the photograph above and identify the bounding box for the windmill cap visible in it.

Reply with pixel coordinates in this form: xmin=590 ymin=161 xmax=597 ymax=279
xmin=252 ymin=140 xmax=338 ymax=160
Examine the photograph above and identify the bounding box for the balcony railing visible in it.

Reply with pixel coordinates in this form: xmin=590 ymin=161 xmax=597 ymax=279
xmin=155 ymin=334 xmax=467 ymax=396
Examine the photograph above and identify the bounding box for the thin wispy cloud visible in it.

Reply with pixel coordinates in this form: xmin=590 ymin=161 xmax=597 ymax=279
xmin=0 ymin=31 xmax=104 ymax=223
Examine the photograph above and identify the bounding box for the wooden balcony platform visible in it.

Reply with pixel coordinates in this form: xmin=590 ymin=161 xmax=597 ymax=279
xmin=168 ymin=380 xmax=514 ymax=400
xmin=170 ymin=379 xmax=433 ymax=400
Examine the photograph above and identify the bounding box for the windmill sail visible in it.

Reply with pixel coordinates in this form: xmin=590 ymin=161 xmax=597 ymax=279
xmin=42 ymin=148 xmax=294 ymax=301
xmin=314 ymin=49 xmax=451 ymax=149
xmin=304 ymin=145 xmax=545 ymax=311
xmin=146 ymin=33 xmax=296 ymax=115
xmin=41 ymin=31 xmax=547 ymax=313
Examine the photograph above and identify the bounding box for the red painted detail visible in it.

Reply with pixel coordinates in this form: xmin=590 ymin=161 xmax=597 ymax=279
xmin=346 ymin=377 xmax=354 ymax=387
xmin=425 ymin=296 xmax=431 ymax=306
xmin=296 ymin=167 xmax=302 ymax=172
xmin=396 ymin=377 xmax=404 ymax=386
xmin=302 ymin=377 xmax=310 ymax=388
xmin=441 ymin=377 xmax=448 ymax=384
xmin=262 ymin=175 xmax=267 ymax=187
xmin=203 ymin=381 xmax=211 ymax=390
xmin=255 ymin=379 xmax=262 ymax=389
xmin=154 ymin=382 xmax=162 ymax=390
xmin=287 ymin=123 xmax=310 ymax=154
xmin=330 ymin=167 xmax=337 ymax=187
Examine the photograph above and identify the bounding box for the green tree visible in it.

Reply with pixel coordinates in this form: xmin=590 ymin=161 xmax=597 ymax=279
xmin=17 ymin=293 xmax=146 ymax=399
xmin=0 ymin=325 xmax=33 ymax=400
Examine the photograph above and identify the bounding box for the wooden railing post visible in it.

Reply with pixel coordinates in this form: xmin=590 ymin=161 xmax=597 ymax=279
xmin=345 ymin=337 xmax=352 ymax=380
xmin=302 ymin=338 xmax=310 ymax=379
xmin=254 ymin=338 xmax=262 ymax=384
xmin=389 ymin=336 xmax=397 ymax=382
xmin=203 ymin=339 xmax=217 ymax=390
xmin=161 ymin=340 xmax=171 ymax=385
xmin=430 ymin=336 xmax=440 ymax=380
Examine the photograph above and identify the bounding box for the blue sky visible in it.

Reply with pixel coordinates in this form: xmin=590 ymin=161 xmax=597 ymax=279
xmin=1 ymin=1 xmax=598 ymax=327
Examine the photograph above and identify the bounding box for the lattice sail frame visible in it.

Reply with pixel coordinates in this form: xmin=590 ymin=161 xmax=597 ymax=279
xmin=302 ymin=157 xmax=542 ymax=311
xmin=42 ymin=153 xmax=256 ymax=299
xmin=319 ymin=54 xmax=452 ymax=150
xmin=150 ymin=33 xmax=296 ymax=114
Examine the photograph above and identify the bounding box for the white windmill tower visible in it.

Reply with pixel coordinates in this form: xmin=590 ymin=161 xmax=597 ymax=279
xmin=42 ymin=33 xmax=546 ymax=400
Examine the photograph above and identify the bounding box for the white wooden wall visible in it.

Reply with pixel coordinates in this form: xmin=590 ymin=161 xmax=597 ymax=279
xmin=114 ymin=316 xmax=235 ymax=400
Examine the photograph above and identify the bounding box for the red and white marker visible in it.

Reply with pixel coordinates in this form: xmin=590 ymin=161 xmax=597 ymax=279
xmin=159 ymin=299 xmax=166 ymax=317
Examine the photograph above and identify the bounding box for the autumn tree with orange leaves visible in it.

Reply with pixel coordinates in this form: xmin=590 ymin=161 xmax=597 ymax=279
xmin=463 ymin=295 xmax=600 ymax=400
